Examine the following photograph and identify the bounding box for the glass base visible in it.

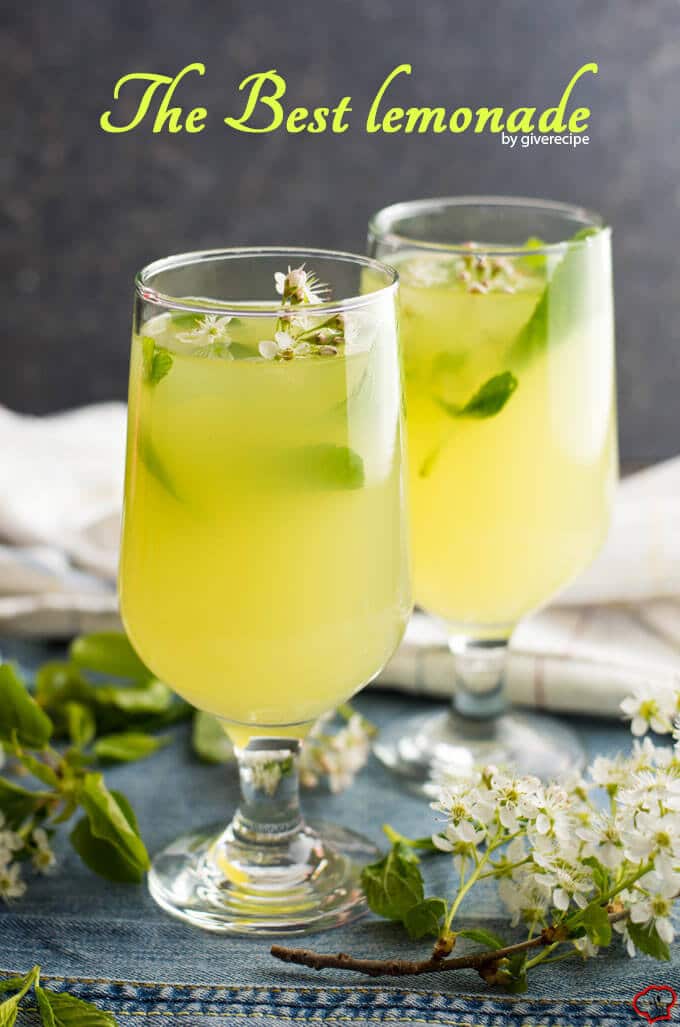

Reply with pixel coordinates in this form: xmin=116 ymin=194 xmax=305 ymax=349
xmin=147 ymin=818 xmax=380 ymax=936
xmin=374 ymin=708 xmax=586 ymax=795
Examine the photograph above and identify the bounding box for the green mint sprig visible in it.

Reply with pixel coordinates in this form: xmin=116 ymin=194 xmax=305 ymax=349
xmin=419 ymin=371 xmax=518 ymax=477
xmin=142 ymin=336 xmax=173 ymax=386
xmin=0 ymin=661 xmax=150 ymax=885
xmin=506 ymin=226 xmax=601 ymax=368
xmin=419 ymin=226 xmax=601 ymax=479
xmin=0 ymin=633 xmax=191 ymax=888
xmin=0 ymin=965 xmax=118 ymax=1026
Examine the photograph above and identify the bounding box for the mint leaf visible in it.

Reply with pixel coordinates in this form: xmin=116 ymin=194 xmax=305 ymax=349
xmin=626 ymin=919 xmax=671 ymax=961
xmin=0 ymin=664 xmax=53 ymax=748
xmin=94 ymin=731 xmax=168 ymax=763
xmin=458 ymin=926 xmax=507 ymax=950
xmin=508 ymin=226 xmax=602 ymax=367
xmin=138 ymin=432 xmax=183 ymax=502
xmin=75 ymin=773 xmax=149 ymax=878
xmin=421 ymin=372 xmax=518 ymax=478
xmin=403 ymin=897 xmax=448 ymax=939
xmin=36 ymin=985 xmax=118 ymax=1027
xmin=458 ymin=371 xmax=518 ymax=418
xmin=142 ymin=336 xmax=173 ymax=385
xmin=361 ymin=842 xmax=425 ymax=921
xmin=69 ymin=633 xmax=151 ymax=682
xmin=192 ymin=711 xmax=234 ymax=764
xmin=287 ymin=444 xmax=365 ymax=491
xmin=519 ymin=235 xmax=547 ymax=271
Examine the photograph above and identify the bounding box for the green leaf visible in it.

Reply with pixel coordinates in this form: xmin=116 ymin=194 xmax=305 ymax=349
xmin=64 ymin=703 xmax=96 ymax=749
xmin=75 ymin=773 xmax=149 ymax=878
xmin=457 ymin=926 xmax=507 ymax=950
xmin=437 ymin=371 xmax=518 ymax=420
xmin=0 ymin=981 xmax=25 ymax=997
xmin=95 ymin=679 xmax=172 ymax=717
xmin=361 ymin=842 xmax=425 ymax=921
xmin=580 ymin=902 xmax=612 ymax=947
xmin=137 ymin=431 xmax=183 ymax=502
xmin=421 ymin=372 xmax=518 ymax=478
xmin=35 ymin=986 xmax=118 ymax=1027
xmin=0 ymin=967 xmax=39 ymax=1027
xmin=403 ymin=897 xmax=447 ymax=939
xmin=94 ymin=732 xmax=168 ymax=764
xmin=142 ymin=336 xmax=173 ymax=386
xmin=287 ymin=444 xmax=365 ymax=491
xmin=508 ymin=225 xmax=602 ymax=367
xmin=0 ymin=664 xmax=53 ymax=748
xmin=0 ymin=994 xmax=20 ymax=1027
xmin=192 ymin=712 xmax=234 ymax=764
xmin=582 ymin=856 xmax=610 ymax=895
xmin=0 ymin=777 xmax=47 ymax=827
xmin=626 ymin=919 xmax=671 ymax=961
xmin=69 ymin=634 xmax=151 ymax=682
xmin=503 ymin=952 xmax=528 ymax=993
xmin=35 ymin=663 xmax=96 ymax=711
xmin=13 ymin=750 xmax=59 ymax=788
xmin=519 ymin=235 xmax=548 ymax=270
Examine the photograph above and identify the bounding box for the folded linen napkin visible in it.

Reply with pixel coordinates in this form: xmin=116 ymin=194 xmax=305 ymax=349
xmin=1 ymin=402 xmax=678 ymax=716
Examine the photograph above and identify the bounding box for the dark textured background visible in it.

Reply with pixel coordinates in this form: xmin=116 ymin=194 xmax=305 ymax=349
xmin=2 ymin=0 xmax=679 ymax=460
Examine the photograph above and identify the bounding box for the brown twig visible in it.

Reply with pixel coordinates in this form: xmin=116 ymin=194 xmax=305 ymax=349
xmin=271 ymin=910 xmax=630 ymax=978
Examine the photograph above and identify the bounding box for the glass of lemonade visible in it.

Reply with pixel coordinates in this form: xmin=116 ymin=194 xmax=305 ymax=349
xmin=368 ymin=197 xmax=617 ymax=789
xmin=119 ymin=248 xmax=411 ymax=933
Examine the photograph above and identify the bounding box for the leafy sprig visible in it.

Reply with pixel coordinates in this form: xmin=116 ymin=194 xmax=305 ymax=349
xmin=0 ymin=965 xmax=118 ymax=1026
xmin=0 ymin=633 xmax=193 ymax=892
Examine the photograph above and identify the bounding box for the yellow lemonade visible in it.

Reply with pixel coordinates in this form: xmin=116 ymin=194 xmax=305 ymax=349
xmin=393 ymin=235 xmax=617 ymax=629
xmin=120 ymin=309 xmax=410 ymax=745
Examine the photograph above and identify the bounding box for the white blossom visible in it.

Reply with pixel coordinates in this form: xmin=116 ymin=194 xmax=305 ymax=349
xmin=573 ymin=935 xmax=599 ymax=959
xmin=274 ymin=265 xmax=327 ymax=305
xmin=621 ymin=687 xmax=675 ymax=736
xmin=0 ymin=862 xmax=25 ymax=901
xmin=258 ymin=330 xmax=310 ymax=361
xmin=31 ymin=828 xmax=56 ymax=875
xmin=177 ymin=314 xmax=233 ymax=349
xmin=629 ymin=876 xmax=677 ymax=944
xmin=489 ymin=771 xmax=540 ymax=831
xmin=576 ymin=812 xmax=624 ymax=869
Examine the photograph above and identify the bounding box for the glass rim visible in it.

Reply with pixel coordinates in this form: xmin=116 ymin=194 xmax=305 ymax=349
xmin=135 ymin=246 xmax=399 ymax=317
xmin=368 ymin=195 xmax=611 ymax=257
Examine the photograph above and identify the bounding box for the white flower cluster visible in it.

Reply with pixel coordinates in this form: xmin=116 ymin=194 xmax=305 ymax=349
xmin=621 ymin=682 xmax=679 ymax=737
xmin=431 ymin=731 xmax=680 ymax=959
xmin=0 ymin=814 xmax=56 ymax=902
xmin=300 ymin=712 xmax=372 ymax=794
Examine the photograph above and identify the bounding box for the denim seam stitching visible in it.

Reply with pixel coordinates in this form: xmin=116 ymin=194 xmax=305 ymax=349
xmin=4 ymin=971 xmax=633 ymax=1009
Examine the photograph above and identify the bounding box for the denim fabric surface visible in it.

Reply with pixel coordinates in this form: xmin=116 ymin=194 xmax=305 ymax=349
xmin=1 ymin=639 xmax=677 ymax=1026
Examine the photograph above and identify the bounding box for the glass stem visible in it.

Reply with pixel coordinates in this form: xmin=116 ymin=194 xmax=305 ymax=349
xmin=448 ymin=636 xmax=509 ymax=720
xmin=230 ymin=737 xmax=304 ymax=845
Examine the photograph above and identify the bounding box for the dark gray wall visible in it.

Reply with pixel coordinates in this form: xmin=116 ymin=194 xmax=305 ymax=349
xmin=3 ymin=0 xmax=679 ymax=461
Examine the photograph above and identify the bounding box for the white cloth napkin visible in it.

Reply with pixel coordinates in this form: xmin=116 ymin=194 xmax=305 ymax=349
xmin=1 ymin=402 xmax=679 ymax=716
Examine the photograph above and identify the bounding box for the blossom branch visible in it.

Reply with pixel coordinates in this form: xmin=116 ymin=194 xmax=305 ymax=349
xmin=271 ymin=908 xmax=632 ymax=978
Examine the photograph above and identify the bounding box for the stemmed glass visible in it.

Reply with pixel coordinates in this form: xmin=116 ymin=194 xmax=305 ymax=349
xmin=368 ymin=197 xmax=617 ymax=789
xmin=119 ymin=248 xmax=411 ymax=933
